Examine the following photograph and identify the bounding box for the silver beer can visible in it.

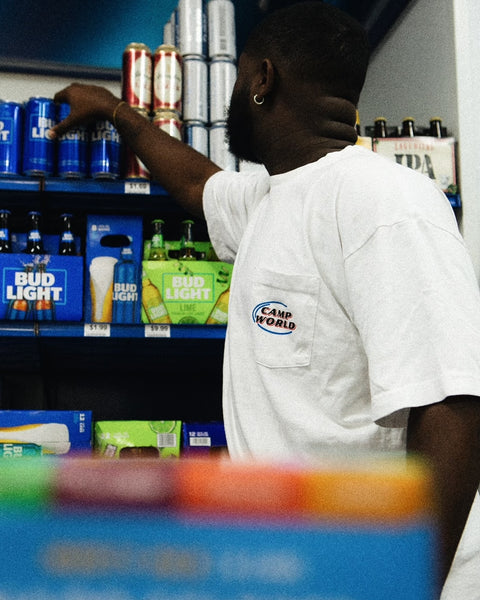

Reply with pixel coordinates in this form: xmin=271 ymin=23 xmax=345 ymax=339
xmin=209 ymin=122 xmax=237 ymax=171
xmin=207 ymin=0 xmax=237 ymax=60
xmin=176 ymin=0 xmax=207 ymax=58
xmin=209 ymin=57 xmax=237 ymax=124
xmin=184 ymin=120 xmax=209 ymax=156
xmin=182 ymin=56 xmax=209 ymax=123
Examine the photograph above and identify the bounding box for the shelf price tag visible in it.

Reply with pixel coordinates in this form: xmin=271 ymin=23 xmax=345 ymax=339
xmin=124 ymin=181 xmax=151 ymax=195
xmin=144 ymin=324 xmax=171 ymax=338
xmin=84 ymin=323 xmax=111 ymax=337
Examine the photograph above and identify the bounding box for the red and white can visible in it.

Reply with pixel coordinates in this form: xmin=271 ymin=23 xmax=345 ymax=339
xmin=182 ymin=56 xmax=208 ymax=123
xmin=125 ymin=109 xmax=151 ymax=180
xmin=153 ymin=45 xmax=183 ymax=114
xmin=209 ymin=57 xmax=237 ymax=124
xmin=207 ymin=0 xmax=237 ymax=60
xmin=153 ymin=110 xmax=183 ymax=141
xmin=122 ymin=42 xmax=152 ymax=111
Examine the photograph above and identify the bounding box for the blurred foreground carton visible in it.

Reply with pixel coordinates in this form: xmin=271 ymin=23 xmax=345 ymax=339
xmin=0 ymin=455 xmax=438 ymax=600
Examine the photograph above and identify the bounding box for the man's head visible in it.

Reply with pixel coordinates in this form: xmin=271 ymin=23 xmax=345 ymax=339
xmin=226 ymin=1 xmax=370 ymax=164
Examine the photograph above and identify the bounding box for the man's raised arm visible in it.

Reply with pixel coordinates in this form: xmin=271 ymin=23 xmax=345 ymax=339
xmin=51 ymin=83 xmax=222 ymax=219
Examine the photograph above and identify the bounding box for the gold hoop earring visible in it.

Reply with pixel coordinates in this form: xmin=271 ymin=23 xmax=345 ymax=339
xmin=253 ymin=94 xmax=265 ymax=105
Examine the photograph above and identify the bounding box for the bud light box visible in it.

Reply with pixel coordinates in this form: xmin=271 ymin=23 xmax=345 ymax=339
xmin=182 ymin=421 xmax=228 ymax=457
xmin=0 ymin=234 xmax=83 ymax=321
xmin=85 ymin=215 xmax=143 ymax=324
xmin=142 ymin=257 xmax=233 ymax=325
xmin=0 ymin=410 xmax=92 ymax=457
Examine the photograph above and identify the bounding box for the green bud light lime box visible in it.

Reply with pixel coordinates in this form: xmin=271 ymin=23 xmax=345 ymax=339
xmin=0 ymin=233 xmax=83 ymax=321
xmin=0 ymin=410 xmax=92 ymax=456
xmin=95 ymin=420 xmax=182 ymax=458
xmin=85 ymin=215 xmax=143 ymax=324
xmin=142 ymin=255 xmax=233 ymax=325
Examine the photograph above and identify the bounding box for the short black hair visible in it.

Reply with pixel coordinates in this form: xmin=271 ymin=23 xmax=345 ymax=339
xmin=243 ymin=1 xmax=370 ymax=104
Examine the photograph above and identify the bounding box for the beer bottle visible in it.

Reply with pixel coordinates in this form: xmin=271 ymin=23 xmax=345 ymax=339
xmin=141 ymin=270 xmax=172 ymax=324
xmin=401 ymin=117 xmax=416 ymax=137
xmin=148 ymin=219 xmax=168 ymax=261
xmin=24 ymin=211 xmax=44 ymax=254
xmin=179 ymin=219 xmax=197 ymax=261
xmin=429 ymin=117 xmax=443 ymax=138
xmin=373 ymin=117 xmax=388 ymax=138
xmin=0 ymin=209 xmax=11 ymax=253
xmin=206 ymin=289 xmax=230 ymax=324
xmin=34 ymin=263 xmax=55 ymax=321
xmin=58 ymin=213 xmax=76 ymax=255
xmin=6 ymin=264 xmax=34 ymax=320
xmin=112 ymin=247 xmax=138 ymax=324
xmin=206 ymin=266 xmax=230 ymax=324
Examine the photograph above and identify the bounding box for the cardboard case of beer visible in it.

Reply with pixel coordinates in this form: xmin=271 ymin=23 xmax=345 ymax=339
xmin=0 ymin=410 xmax=92 ymax=457
xmin=182 ymin=421 xmax=228 ymax=457
xmin=95 ymin=420 xmax=182 ymax=458
xmin=373 ymin=135 xmax=457 ymax=194
xmin=85 ymin=215 xmax=143 ymax=324
xmin=142 ymin=248 xmax=233 ymax=325
xmin=0 ymin=233 xmax=83 ymax=321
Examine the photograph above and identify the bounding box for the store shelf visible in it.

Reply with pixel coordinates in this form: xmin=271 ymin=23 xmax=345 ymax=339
xmin=0 ymin=321 xmax=226 ymax=340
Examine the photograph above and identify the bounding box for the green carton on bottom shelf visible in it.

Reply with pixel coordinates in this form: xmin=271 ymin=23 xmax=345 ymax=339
xmin=142 ymin=258 xmax=233 ymax=325
xmin=94 ymin=421 xmax=182 ymax=458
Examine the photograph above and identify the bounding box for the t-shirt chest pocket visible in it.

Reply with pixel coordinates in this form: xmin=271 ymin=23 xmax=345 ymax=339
xmin=249 ymin=269 xmax=320 ymax=368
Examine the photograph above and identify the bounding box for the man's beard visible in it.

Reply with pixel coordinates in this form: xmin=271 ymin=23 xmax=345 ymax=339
xmin=226 ymin=85 xmax=261 ymax=164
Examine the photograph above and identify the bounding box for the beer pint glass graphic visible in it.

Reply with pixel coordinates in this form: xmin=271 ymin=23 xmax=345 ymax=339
xmin=0 ymin=423 xmax=71 ymax=454
xmin=89 ymin=256 xmax=118 ymax=322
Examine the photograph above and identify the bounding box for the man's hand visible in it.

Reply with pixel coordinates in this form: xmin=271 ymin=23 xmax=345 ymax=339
xmin=51 ymin=83 xmax=121 ymax=139
xmin=407 ymin=395 xmax=480 ymax=587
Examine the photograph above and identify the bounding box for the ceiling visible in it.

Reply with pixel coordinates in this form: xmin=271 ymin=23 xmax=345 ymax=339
xmin=0 ymin=0 xmax=412 ymax=78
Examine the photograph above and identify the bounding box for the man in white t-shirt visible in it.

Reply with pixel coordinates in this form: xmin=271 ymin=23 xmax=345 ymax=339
xmin=51 ymin=2 xmax=480 ymax=597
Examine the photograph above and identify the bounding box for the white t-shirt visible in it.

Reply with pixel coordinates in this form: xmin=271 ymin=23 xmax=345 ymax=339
xmin=203 ymin=144 xmax=480 ymax=598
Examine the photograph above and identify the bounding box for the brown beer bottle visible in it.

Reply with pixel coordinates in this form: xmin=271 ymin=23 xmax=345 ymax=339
xmin=401 ymin=117 xmax=416 ymax=137
xmin=429 ymin=117 xmax=443 ymax=138
xmin=373 ymin=117 xmax=388 ymax=138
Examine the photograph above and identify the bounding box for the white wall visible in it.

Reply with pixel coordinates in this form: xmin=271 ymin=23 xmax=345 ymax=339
xmin=1 ymin=71 xmax=120 ymax=104
xmin=358 ymin=0 xmax=480 ymax=280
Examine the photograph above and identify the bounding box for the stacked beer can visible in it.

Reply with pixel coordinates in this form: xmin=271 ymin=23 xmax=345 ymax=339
xmin=125 ymin=0 xmax=238 ymax=175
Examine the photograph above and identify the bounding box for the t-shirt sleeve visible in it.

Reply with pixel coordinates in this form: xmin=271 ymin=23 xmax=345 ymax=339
xmin=344 ymin=217 xmax=480 ymax=428
xmin=203 ymin=169 xmax=270 ymax=263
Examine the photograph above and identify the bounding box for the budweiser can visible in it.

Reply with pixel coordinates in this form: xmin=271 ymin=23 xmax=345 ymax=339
xmin=184 ymin=121 xmax=208 ymax=156
xmin=209 ymin=57 xmax=237 ymax=124
xmin=207 ymin=0 xmax=237 ymax=60
xmin=122 ymin=42 xmax=152 ymax=111
xmin=153 ymin=110 xmax=183 ymax=141
xmin=209 ymin=122 xmax=237 ymax=171
xmin=176 ymin=0 xmax=207 ymax=58
xmin=153 ymin=45 xmax=183 ymax=114
xmin=22 ymin=97 xmax=56 ymax=177
xmin=182 ymin=56 xmax=208 ymax=123
xmin=125 ymin=109 xmax=150 ymax=179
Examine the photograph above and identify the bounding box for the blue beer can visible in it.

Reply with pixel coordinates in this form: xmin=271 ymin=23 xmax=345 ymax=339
xmin=57 ymin=103 xmax=88 ymax=178
xmin=90 ymin=120 xmax=121 ymax=179
xmin=112 ymin=247 xmax=138 ymax=323
xmin=22 ymin=97 xmax=56 ymax=176
xmin=0 ymin=101 xmax=23 ymax=176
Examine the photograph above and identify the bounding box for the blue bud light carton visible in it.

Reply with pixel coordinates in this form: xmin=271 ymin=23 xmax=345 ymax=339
xmin=86 ymin=215 xmax=143 ymax=323
xmin=0 ymin=101 xmax=23 ymax=176
xmin=90 ymin=120 xmax=121 ymax=179
xmin=57 ymin=103 xmax=88 ymax=178
xmin=22 ymin=97 xmax=56 ymax=176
